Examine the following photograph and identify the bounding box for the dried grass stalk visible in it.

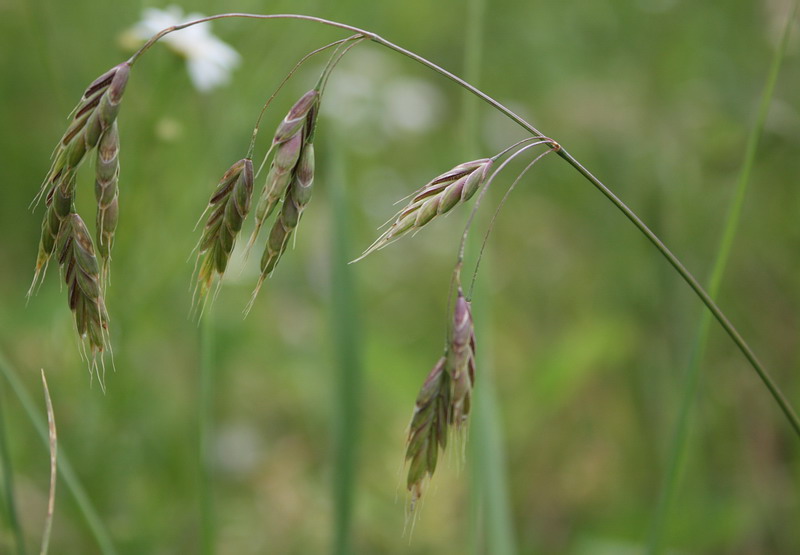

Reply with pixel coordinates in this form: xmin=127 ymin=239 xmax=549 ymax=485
xmin=355 ymin=158 xmax=493 ymax=261
xmin=94 ymin=121 xmax=120 ymax=282
xmin=194 ymin=158 xmax=254 ymax=304
xmin=56 ymin=213 xmax=109 ymax=357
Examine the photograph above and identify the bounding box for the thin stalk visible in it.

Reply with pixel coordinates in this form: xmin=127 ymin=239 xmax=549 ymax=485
xmin=469 ymin=149 xmax=555 ymax=299
xmin=198 ymin=313 xmax=215 ymax=555
xmin=328 ymin=138 xmax=363 ymax=555
xmin=646 ymin=3 xmax=799 ymax=553
xmin=246 ymin=35 xmax=362 ymax=159
xmin=125 ymin=13 xmax=799 ymax=434
xmin=0 ymin=352 xmax=117 ymax=554
xmin=462 ymin=0 xmax=518 ymax=553
xmin=561 ymin=147 xmax=800 ymax=436
xmin=463 ymin=0 xmax=486 ymax=547
xmin=0 ymin=370 xmax=26 ymax=555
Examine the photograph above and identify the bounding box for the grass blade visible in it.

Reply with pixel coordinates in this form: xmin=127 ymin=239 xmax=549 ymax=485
xmin=39 ymin=370 xmax=56 ymax=555
xmin=328 ymin=138 xmax=363 ymax=554
xmin=198 ymin=312 xmax=216 ymax=555
xmin=462 ymin=0 xmax=518 ymax=552
xmin=0 ymin=351 xmax=117 ymax=554
xmin=0 ymin=365 xmax=26 ymax=555
xmin=646 ymin=3 xmax=799 ymax=553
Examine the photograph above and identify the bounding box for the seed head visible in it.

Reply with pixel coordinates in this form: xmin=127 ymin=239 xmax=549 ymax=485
xmin=355 ymin=158 xmax=493 ymax=262
xmin=29 ymin=175 xmax=76 ymax=296
xmin=194 ymin=158 xmax=254 ymax=305
xmin=249 ymin=89 xmax=319 ymax=246
xmin=404 ymin=286 xmax=477 ymax=506
xmin=56 ymin=213 xmax=110 ymax=359
xmin=258 ymin=143 xmax=316 ymax=278
xmin=446 ymin=289 xmax=476 ymax=427
xmin=405 ymin=357 xmax=451 ymax=505
xmin=95 ymin=121 xmax=121 ymax=283
xmin=36 ymin=63 xmax=130 ymax=207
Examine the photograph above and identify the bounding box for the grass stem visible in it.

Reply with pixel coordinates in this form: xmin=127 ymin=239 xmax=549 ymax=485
xmin=462 ymin=0 xmax=518 ymax=552
xmin=646 ymin=3 xmax=799 ymax=552
xmin=0 ymin=367 xmax=26 ymax=555
xmin=199 ymin=313 xmax=216 ymax=555
xmin=0 ymin=352 xmax=116 ymax=554
xmin=328 ymin=138 xmax=363 ymax=555
xmin=125 ymin=11 xmax=800 ymax=436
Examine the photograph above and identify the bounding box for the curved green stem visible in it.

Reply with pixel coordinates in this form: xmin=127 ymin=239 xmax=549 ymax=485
xmin=647 ymin=3 xmax=800 ymax=552
xmin=127 ymin=12 xmax=800 ymax=436
xmin=557 ymin=149 xmax=800 ymax=437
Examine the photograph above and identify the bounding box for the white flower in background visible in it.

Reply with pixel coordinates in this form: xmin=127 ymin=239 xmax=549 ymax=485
xmin=322 ymin=50 xmax=444 ymax=153
xmin=122 ymin=5 xmax=240 ymax=92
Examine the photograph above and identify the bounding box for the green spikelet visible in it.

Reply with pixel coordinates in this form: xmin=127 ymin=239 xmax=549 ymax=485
xmin=95 ymin=121 xmax=120 ymax=283
xmin=194 ymin=158 xmax=255 ymax=306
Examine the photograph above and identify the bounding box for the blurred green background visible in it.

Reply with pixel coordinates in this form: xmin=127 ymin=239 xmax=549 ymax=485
xmin=1 ymin=0 xmax=799 ymax=553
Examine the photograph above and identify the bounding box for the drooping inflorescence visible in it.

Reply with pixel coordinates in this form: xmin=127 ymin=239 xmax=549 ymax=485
xmin=405 ymin=286 xmax=477 ymax=507
xmin=246 ymin=88 xmax=319 ymax=305
xmin=56 ymin=214 xmax=111 ymax=366
xmin=30 ymin=63 xmax=130 ymax=372
xmin=193 ymin=158 xmax=255 ymax=306
xmin=354 ymin=158 xmax=493 ymax=262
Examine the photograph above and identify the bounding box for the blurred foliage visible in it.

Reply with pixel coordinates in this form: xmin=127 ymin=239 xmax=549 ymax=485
xmin=0 ymin=0 xmax=799 ymax=553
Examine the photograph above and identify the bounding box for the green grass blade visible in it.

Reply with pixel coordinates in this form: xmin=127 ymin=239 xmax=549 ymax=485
xmin=198 ymin=312 xmax=216 ymax=555
xmin=329 ymin=138 xmax=363 ymax=555
xmin=462 ymin=0 xmax=518 ymax=552
xmin=0 ymin=371 xmax=26 ymax=555
xmin=646 ymin=3 xmax=799 ymax=553
xmin=0 ymin=352 xmax=117 ymax=555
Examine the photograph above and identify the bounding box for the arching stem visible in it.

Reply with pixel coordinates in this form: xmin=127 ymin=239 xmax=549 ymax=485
xmin=127 ymin=12 xmax=800 ymax=437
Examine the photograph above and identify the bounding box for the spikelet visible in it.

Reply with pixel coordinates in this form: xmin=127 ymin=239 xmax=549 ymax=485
xmin=35 ymin=63 xmax=130 ymax=207
xmin=95 ymin=121 xmax=120 ymax=284
xmin=31 ymin=62 xmax=129 ymax=296
xmin=194 ymin=158 xmax=255 ymax=306
xmin=404 ymin=285 xmax=477 ymax=507
xmin=56 ymin=214 xmax=110 ymax=362
xmin=259 ymin=143 xmax=315 ymax=278
xmin=250 ymin=89 xmax=319 ymax=242
xmin=29 ymin=175 xmax=76 ymax=295
xmin=355 ymin=158 xmax=493 ymax=262
xmin=446 ymin=288 xmax=476 ymax=427
xmin=405 ymin=357 xmax=451 ymax=507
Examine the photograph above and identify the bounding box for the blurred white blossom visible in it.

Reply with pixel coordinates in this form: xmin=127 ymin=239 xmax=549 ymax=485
xmin=122 ymin=6 xmax=240 ymax=92
xmin=322 ymin=50 xmax=444 ymax=153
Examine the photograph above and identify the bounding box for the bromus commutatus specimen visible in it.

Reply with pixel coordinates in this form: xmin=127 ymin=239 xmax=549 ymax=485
xmin=28 ymin=11 xmax=800 ymax=530
xmin=29 ymin=62 xmax=129 ymax=383
xmin=406 ymin=285 xmax=476 ymax=508
xmin=247 ymin=88 xmax=319 ymax=307
xmin=193 ymin=158 xmax=254 ymax=309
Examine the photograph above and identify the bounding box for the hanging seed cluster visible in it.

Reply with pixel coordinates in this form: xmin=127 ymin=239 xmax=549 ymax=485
xmin=250 ymin=89 xmax=319 ymax=292
xmin=31 ymin=44 xmax=511 ymax=520
xmin=193 ymin=158 xmax=255 ymax=304
xmin=31 ymin=62 xmax=130 ymax=362
xmin=405 ymin=287 xmax=477 ymax=505
xmin=355 ymin=158 xmax=493 ymax=261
